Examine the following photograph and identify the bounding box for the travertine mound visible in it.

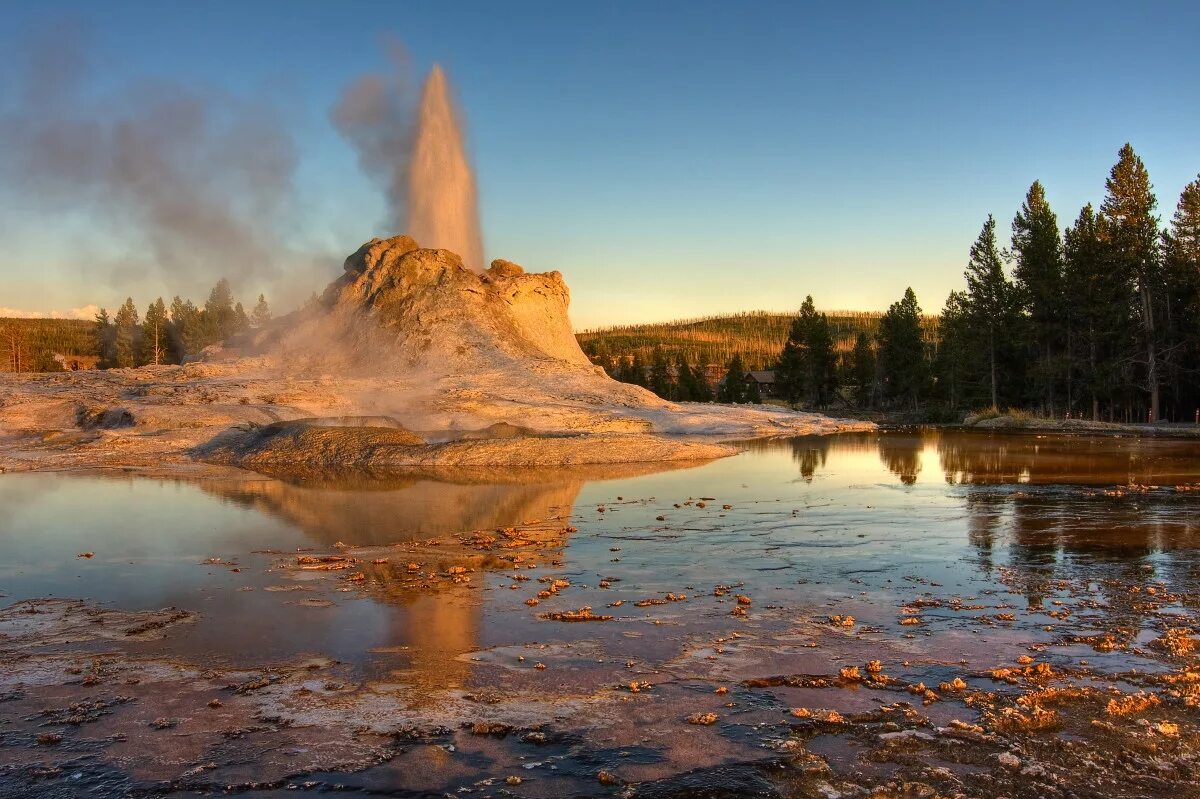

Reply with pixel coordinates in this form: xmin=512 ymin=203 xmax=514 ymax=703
xmin=262 ymin=235 xmax=874 ymax=439
xmin=279 ymin=236 xmax=597 ymax=377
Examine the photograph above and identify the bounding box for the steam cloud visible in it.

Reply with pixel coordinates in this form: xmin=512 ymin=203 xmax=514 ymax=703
xmin=0 ymin=22 xmax=331 ymax=306
xmin=332 ymin=44 xmax=485 ymax=271
xmin=330 ymin=39 xmax=416 ymax=238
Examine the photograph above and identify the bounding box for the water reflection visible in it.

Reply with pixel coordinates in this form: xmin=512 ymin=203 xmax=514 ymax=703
xmin=743 ymin=429 xmax=1200 ymax=488
xmin=934 ymin=430 xmax=1200 ymax=485
xmin=191 ymin=461 xmax=713 ymax=689
xmin=2 ymin=429 xmax=1198 ymax=698
xmin=877 ymin=432 xmax=923 ymax=485
xmin=199 ymin=475 xmax=583 ymax=546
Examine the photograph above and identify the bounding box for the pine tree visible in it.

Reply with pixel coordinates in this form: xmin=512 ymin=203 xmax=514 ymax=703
xmin=113 ymin=298 xmax=140 ymax=368
xmin=205 ymin=278 xmax=237 ymax=341
xmin=775 ymin=296 xmax=837 ymax=407
xmin=141 ymin=298 xmax=168 ymax=366
xmin=851 ymin=331 xmax=876 ymax=407
xmin=774 ymin=307 xmax=809 ymax=407
xmin=648 ymin=346 xmax=673 ymax=398
xmin=94 ymin=308 xmax=117 ymax=369
xmin=1 ymin=322 xmax=26 ymax=373
xmin=807 ymin=309 xmax=838 ymax=407
xmin=963 ymin=215 xmax=1016 ymax=409
xmin=1100 ymin=143 xmax=1163 ymax=420
xmin=718 ymin=354 xmax=747 ymax=403
xmin=933 ymin=291 xmax=971 ymax=410
xmin=679 ymin=355 xmax=713 ymax=402
xmin=232 ymin=302 xmax=250 ymax=336
xmin=1063 ymin=205 xmax=1130 ymax=419
xmin=250 ymin=294 xmax=272 ymax=327
xmin=674 ymin=355 xmax=708 ymax=402
xmin=1011 ymin=180 xmax=1064 ymax=413
xmin=168 ymin=296 xmax=202 ymax=361
xmin=1172 ymin=175 xmax=1200 ymax=260
xmin=1164 ymin=175 xmax=1200 ymax=418
xmin=624 ymin=353 xmax=648 ymax=387
xmin=878 ymin=288 xmax=927 ymax=411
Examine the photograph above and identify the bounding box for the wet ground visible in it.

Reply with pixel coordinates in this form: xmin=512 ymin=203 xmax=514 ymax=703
xmin=1 ymin=429 xmax=1198 ymax=798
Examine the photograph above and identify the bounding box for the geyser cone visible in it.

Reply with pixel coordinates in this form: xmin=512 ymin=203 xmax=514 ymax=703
xmin=407 ymin=65 xmax=484 ymax=272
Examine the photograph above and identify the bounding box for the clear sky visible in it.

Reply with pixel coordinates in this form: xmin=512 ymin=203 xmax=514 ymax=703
xmin=1 ymin=1 xmax=1197 ymax=328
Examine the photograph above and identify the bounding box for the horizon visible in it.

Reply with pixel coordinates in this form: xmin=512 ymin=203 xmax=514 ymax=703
xmin=1 ymin=1 xmax=1199 ymax=328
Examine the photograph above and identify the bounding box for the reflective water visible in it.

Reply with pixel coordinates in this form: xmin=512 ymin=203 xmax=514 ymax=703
xmin=2 ymin=430 xmax=1197 ymax=680
xmin=2 ymin=429 xmax=1199 ymax=796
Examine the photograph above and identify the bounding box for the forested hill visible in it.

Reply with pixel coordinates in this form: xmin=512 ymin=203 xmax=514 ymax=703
xmin=576 ymin=311 xmax=939 ymax=371
xmin=0 ymin=318 xmax=97 ymax=372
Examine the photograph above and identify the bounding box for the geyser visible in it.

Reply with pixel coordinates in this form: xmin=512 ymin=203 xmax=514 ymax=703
xmin=407 ymin=66 xmax=484 ymax=272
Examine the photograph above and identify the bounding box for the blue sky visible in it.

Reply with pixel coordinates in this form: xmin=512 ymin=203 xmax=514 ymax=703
xmin=1 ymin=1 xmax=1198 ymax=327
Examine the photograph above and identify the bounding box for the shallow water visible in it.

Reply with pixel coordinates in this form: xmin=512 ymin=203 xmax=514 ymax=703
xmin=2 ymin=429 xmax=1199 ymax=796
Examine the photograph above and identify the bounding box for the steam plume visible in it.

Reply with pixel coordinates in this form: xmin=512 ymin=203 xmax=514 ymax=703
xmin=0 ymin=22 xmax=328 ymax=304
xmin=329 ymin=40 xmax=415 ymax=238
xmin=407 ymin=66 xmax=484 ymax=272
xmin=332 ymin=48 xmax=485 ymax=271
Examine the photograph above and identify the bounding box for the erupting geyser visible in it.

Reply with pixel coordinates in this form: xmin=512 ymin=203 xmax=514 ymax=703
xmin=407 ymin=66 xmax=484 ymax=272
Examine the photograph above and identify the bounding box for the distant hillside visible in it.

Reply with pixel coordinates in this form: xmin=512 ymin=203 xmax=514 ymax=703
xmin=577 ymin=310 xmax=938 ymax=371
xmin=0 ymin=318 xmax=97 ymax=372
xmin=3 ymin=309 xmax=941 ymax=376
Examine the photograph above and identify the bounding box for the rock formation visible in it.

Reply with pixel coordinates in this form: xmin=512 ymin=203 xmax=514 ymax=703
xmin=298 ymin=235 xmax=597 ymax=376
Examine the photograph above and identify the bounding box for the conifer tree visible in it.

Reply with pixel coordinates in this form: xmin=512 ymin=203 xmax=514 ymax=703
xmin=141 ymin=298 xmax=168 ymax=366
xmin=205 ymin=278 xmax=237 ymax=341
xmin=878 ymin=288 xmax=927 ymax=411
xmin=1101 ymin=143 xmax=1163 ymax=420
xmin=1171 ymin=175 xmax=1200 ymax=261
xmin=807 ymin=308 xmax=837 ymax=407
xmin=168 ymin=296 xmax=202 ymax=361
xmin=718 ymin=354 xmax=747 ymax=403
xmin=93 ymin=308 xmax=117 ymax=369
xmin=233 ymin=302 xmax=250 ymax=335
xmin=850 ymin=331 xmax=876 ymax=407
xmin=1063 ymin=206 xmax=1132 ymax=420
xmin=775 ymin=296 xmax=837 ymax=407
xmin=963 ymin=215 xmax=1016 ymax=409
xmin=933 ymin=291 xmax=971 ymax=410
xmin=113 ymin=298 xmax=140 ymax=368
xmin=674 ymin=355 xmax=702 ymax=402
xmin=678 ymin=355 xmax=713 ymax=402
xmin=648 ymin=346 xmax=673 ymax=398
xmin=624 ymin=352 xmax=648 ymax=387
xmin=1011 ymin=180 xmax=1064 ymax=413
xmin=1163 ymin=175 xmax=1200 ymax=417
xmin=251 ymin=294 xmax=272 ymax=327
xmin=774 ymin=306 xmax=810 ymax=407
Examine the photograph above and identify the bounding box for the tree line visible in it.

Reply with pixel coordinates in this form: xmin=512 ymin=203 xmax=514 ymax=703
xmin=609 ymin=144 xmax=1200 ymax=421
xmin=609 ymin=347 xmax=717 ymax=402
xmin=775 ymin=144 xmax=1200 ymax=420
xmin=935 ymin=144 xmax=1200 ymax=422
xmin=93 ymin=279 xmax=272 ymax=368
xmin=0 ymin=318 xmax=94 ymax=373
xmin=577 ymin=310 xmax=938 ymax=374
